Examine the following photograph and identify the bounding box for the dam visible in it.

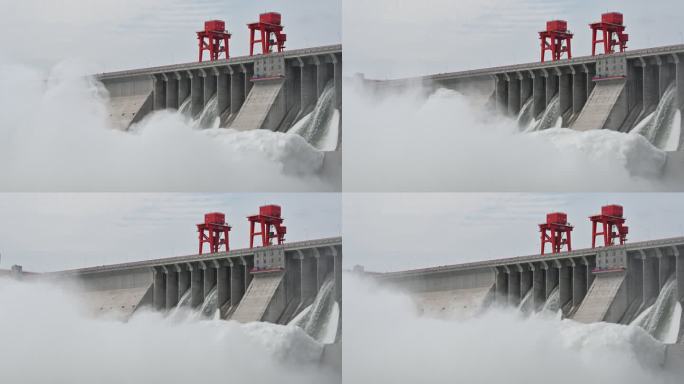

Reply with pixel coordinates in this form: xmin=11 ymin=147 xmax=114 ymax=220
xmin=33 ymin=237 xmax=342 ymax=340
xmin=374 ymin=236 xmax=684 ymax=345
xmin=371 ymin=44 xmax=684 ymax=152
xmin=98 ymin=44 xmax=342 ymax=151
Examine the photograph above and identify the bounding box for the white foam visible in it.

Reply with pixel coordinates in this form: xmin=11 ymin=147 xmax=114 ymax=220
xmin=0 ymin=278 xmax=334 ymax=384
xmin=345 ymin=274 xmax=673 ymax=383
xmin=289 ymin=304 xmax=313 ymax=326
xmin=288 ymin=81 xmax=338 ymax=151
xmin=664 ymin=110 xmax=681 ymax=152
xmin=321 ymin=301 xmax=340 ymax=344
xmin=345 ymin=83 xmax=671 ymax=191
xmin=661 ymin=301 xmax=682 ymax=344
xmin=631 ymin=304 xmax=654 ymax=327
xmin=517 ymin=288 xmax=534 ymax=314
xmin=318 ymin=109 xmax=340 ymax=151
xmin=0 ymin=63 xmax=333 ymax=191
xmin=631 ymin=112 xmax=655 ymax=136
xmin=290 ymin=112 xmax=314 ymax=136
xmin=633 ymin=84 xmax=678 ymax=149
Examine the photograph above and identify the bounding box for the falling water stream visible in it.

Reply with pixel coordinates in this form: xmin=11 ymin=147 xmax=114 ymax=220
xmin=542 ymin=286 xmax=561 ymax=313
xmin=630 ymin=275 xmax=682 ymax=343
xmin=199 ymin=286 xmax=219 ymax=319
xmin=288 ymin=81 xmax=339 ymax=150
xmin=631 ymin=84 xmax=680 ymax=151
xmin=175 ymin=85 xmax=338 ymax=150
xmin=164 ymin=278 xmax=339 ymax=344
xmin=516 ymin=97 xmax=534 ymax=131
xmin=290 ymin=275 xmax=339 ymax=343
xmin=518 ymin=288 xmax=535 ymax=314
xmin=528 ymin=95 xmax=561 ymax=132
xmin=196 ymin=95 xmax=219 ymax=129
xmin=178 ymin=97 xmax=192 ymax=116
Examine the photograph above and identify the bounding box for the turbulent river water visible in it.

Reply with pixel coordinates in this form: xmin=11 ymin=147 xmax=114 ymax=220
xmin=345 ymin=274 xmax=681 ymax=384
xmin=0 ymin=278 xmax=339 ymax=384
xmin=0 ymin=63 xmax=334 ymax=191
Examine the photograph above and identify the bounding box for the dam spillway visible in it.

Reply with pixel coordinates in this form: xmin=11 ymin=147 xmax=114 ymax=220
xmin=374 ymin=236 xmax=684 ymax=344
xmin=368 ymin=44 xmax=684 ymax=152
xmin=39 ymin=237 xmax=342 ymax=338
xmin=98 ymin=44 xmax=342 ymax=150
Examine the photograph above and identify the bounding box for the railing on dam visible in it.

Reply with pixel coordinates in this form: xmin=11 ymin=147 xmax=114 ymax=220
xmin=95 ymin=45 xmax=342 ymax=80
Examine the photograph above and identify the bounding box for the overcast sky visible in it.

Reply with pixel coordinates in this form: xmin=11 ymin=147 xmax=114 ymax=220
xmin=0 ymin=194 xmax=341 ymax=273
xmin=1 ymin=0 xmax=340 ymax=72
xmin=344 ymin=0 xmax=684 ymax=78
xmin=344 ymin=193 xmax=684 ymax=272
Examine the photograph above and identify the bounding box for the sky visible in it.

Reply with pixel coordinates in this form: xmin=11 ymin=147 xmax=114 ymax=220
xmin=343 ymin=193 xmax=684 ymax=272
xmin=0 ymin=193 xmax=341 ymax=273
xmin=0 ymin=0 xmax=341 ymax=72
xmin=344 ymin=0 xmax=684 ymax=78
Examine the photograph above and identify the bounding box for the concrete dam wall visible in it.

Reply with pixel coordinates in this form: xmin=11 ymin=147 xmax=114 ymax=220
xmin=41 ymin=237 xmax=342 ymax=333
xmin=372 ymin=44 xmax=684 ymax=152
xmin=376 ymin=236 xmax=684 ymax=344
xmin=97 ymin=45 xmax=342 ymax=151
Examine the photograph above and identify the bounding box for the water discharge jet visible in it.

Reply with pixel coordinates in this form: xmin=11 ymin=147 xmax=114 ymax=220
xmin=0 ymin=63 xmax=336 ymax=191
xmin=345 ymin=80 xmax=672 ymax=191
xmin=0 ymin=278 xmax=338 ymax=384
xmin=345 ymin=274 xmax=679 ymax=383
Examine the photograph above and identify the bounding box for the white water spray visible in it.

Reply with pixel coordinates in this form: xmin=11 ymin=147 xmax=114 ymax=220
xmin=0 ymin=63 xmax=334 ymax=191
xmin=199 ymin=286 xmax=219 ymax=319
xmin=542 ymin=286 xmax=561 ymax=313
xmin=289 ymin=81 xmax=340 ymax=151
xmin=516 ymin=96 xmax=534 ymax=131
xmin=345 ymin=274 xmax=677 ymax=384
xmin=345 ymin=81 xmax=672 ymax=191
xmin=178 ymin=96 xmax=192 ymax=116
xmin=195 ymin=94 xmax=220 ymax=129
xmin=167 ymin=288 xmax=193 ymax=319
xmin=527 ymin=95 xmax=560 ymax=132
xmin=631 ymin=84 xmax=680 ymax=151
xmin=518 ymin=287 xmax=535 ymax=314
xmin=0 ymin=278 xmax=336 ymax=384
xmin=292 ymin=275 xmax=339 ymax=344
xmin=631 ymin=275 xmax=682 ymax=343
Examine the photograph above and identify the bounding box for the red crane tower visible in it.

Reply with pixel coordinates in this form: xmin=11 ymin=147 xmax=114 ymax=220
xmin=539 ymin=212 xmax=574 ymax=255
xmin=248 ymin=12 xmax=286 ymax=56
xmin=539 ymin=20 xmax=573 ymax=62
xmin=197 ymin=20 xmax=231 ymax=62
xmin=197 ymin=212 xmax=231 ymax=254
xmin=590 ymin=12 xmax=628 ymax=56
xmin=248 ymin=205 xmax=287 ymax=248
xmin=590 ymin=204 xmax=628 ymax=248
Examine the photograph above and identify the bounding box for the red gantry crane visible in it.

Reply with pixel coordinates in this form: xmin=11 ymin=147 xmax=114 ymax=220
xmin=248 ymin=204 xmax=287 ymax=248
xmin=248 ymin=12 xmax=286 ymax=56
xmin=197 ymin=212 xmax=231 ymax=254
xmin=590 ymin=12 xmax=628 ymax=56
xmin=539 ymin=20 xmax=573 ymax=62
xmin=197 ymin=20 xmax=231 ymax=62
xmin=539 ymin=212 xmax=574 ymax=254
xmin=590 ymin=204 xmax=628 ymax=248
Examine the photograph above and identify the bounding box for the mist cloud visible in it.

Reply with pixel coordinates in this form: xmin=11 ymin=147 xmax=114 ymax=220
xmin=0 ymin=62 xmax=334 ymax=191
xmin=344 ymin=81 xmax=675 ymax=191
xmin=344 ymin=274 xmax=678 ymax=384
xmin=0 ymin=278 xmax=336 ymax=384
